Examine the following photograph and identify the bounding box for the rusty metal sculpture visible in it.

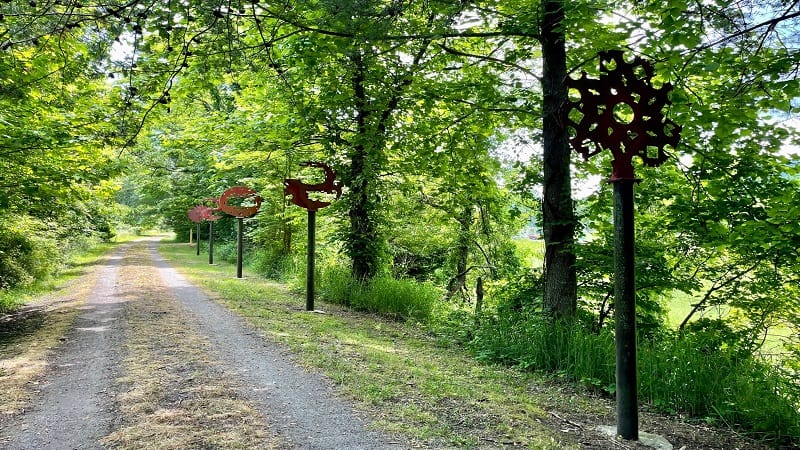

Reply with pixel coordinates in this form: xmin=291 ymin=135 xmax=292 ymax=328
xmin=202 ymin=198 xmax=224 ymax=221
xmin=566 ymin=50 xmax=681 ymax=181
xmin=218 ymin=186 xmax=262 ymax=218
xmin=200 ymin=198 xmax=222 ymax=265
xmin=565 ymin=50 xmax=681 ymax=442
xmin=284 ymin=161 xmax=342 ymax=211
xmin=188 ymin=205 xmax=219 ymax=222
xmin=188 ymin=206 xmax=207 ymax=224
xmin=284 ymin=161 xmax=341 ymax=311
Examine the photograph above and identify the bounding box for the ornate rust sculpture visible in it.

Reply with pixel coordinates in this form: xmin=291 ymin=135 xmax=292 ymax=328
xmin=565 ymin=50 xmax=682 ymax=442
xmin=284 ymin=161 xmax=342 ymax=211
xmin=565 ymin=50 xmax=681 ymax=180
xmin=218 ymin=186 xmax=262 ymax=218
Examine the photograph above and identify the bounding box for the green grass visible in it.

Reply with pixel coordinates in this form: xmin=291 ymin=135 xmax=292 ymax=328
xmin=158 ymin=241 xmax=588 ymax=448
xmin=317 ymin=265 xmax=441 ymax=322
xmin=471 ymin=309 xmax=800 ymax=446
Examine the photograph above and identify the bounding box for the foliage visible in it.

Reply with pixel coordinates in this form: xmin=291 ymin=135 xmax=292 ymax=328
xmin=0 ymin=215 xmax=59 ymax=291
xmin=639 ymin=333 xmax=800 ymax=444
xmin=3 ymin=0 xmax=800 ymax=443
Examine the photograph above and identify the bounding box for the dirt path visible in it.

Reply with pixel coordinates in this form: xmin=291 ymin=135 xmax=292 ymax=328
xmin=0 ymin=239 xmax=403 ymax=449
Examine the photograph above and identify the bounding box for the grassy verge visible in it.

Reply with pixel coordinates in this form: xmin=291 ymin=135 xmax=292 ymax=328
xmin=159 ymin=241 xmax=599 ymax=449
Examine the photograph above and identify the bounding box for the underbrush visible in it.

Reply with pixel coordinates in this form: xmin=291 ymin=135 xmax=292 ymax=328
xmin=468 ymin=310 xmax=800 ymax=446
xmin=0 ymin=216 xmax=60 ymax=292
xmin=318 ymin=265 xmax=441 ymax=322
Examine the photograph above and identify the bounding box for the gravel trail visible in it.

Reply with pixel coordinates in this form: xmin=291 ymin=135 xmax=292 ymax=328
xmin=0 ymin=239 xmax=403 ymax=449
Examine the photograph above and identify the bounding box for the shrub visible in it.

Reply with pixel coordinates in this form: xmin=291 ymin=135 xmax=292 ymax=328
xmin=0 ymin=215 xmax=60 ymax=290
xmin=250 ymin=248 xmax=298 ymax=281
xmin=214 ymin=241 xmax=238 ymax=264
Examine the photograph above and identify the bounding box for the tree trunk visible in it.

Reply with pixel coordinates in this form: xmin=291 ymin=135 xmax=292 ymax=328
xmin=348 ymin=49 xmax=382 ymax=281
xmin=447 ymin=206 xmax=473 ymax=299
xmin=540 ymin=0 xmax=577 ymax=319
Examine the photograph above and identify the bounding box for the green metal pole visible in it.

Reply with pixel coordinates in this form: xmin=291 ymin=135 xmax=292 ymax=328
xmin=237 ymin=217 xmax=244 ymax=278
xmin=613 ymin=179 xmax=638 ymax=441
xmin=306 ymin=209 xmax=316 ymax=311
xmin=196 ymin=223 xmax=201 ymax=256
xmin=209 ymin=221 xmax=215 ymax=265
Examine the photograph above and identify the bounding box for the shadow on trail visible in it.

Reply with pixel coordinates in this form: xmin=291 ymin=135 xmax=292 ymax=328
xmin=0 ymin=310 xmax=47 ymax=347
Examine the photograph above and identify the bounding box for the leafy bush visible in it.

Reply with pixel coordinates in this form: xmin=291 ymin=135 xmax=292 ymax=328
xmin=0 ymin=215 xmax=60 ymax=290
xmin=486 ymin=269 xmax=544 ymax=313
xmin=319 ymin=265 xmax=441 ymax=322
xmin=214 ymin=241 xmax=238 ymax=264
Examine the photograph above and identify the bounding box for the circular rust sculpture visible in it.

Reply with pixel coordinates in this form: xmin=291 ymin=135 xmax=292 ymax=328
xmin=218 ymin=186 xmax=262 ymax=218
xmin=566 ymin=50 xmax=681 ymax=180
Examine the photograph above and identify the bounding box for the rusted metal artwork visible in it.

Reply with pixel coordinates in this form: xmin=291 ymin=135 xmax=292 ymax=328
xmin=565 ymin=50 xmax=682 ymax=442
xmin=565 ymin=50 xmax=681 ymax=180
xmin=188 ymin=206 xmax=208 ymax=223
xmin=218 ymin=186 xmax=262 ymax=218
xmin=284 ymin=161 xmax=342 ymax=211
xmin=187 ymin=205 xmax=221 ymax=222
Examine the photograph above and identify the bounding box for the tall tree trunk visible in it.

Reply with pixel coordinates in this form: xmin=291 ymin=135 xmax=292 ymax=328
xmin=344 ymin=41 xmax=430 ymax=281
xmin=348 ymin=49 xmax=382 ymax=281
xmin=541 ymin=0 xmax=577 ymax=319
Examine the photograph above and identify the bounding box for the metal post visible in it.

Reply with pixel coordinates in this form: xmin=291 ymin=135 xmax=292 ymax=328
xmin=196 ymin=223 xmax=201 ymax=256
xmin=209 ymin=221 xmax=215 ymax=265
xmin=237 ymin=217 xmax=244 ymax=278
xmin=306 ymin=209 xmax=316 ymax=311
xmin=613 ymin=179 xmax=638 ymax=440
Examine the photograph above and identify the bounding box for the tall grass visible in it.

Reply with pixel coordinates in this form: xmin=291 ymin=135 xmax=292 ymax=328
xmin=318 ymin=265 xmax=441 ymax=322
xmin=470 ymin=311 xmax=800 ymax=445
xmin=639 ymin=337 xmax=800 ymax=443
xmin=470 ymin=311 xmax=615 ymax=388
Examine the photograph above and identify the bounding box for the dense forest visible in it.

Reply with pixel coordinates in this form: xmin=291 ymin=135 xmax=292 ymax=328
xmin=1 ymin=0 xmax=799 ymax=445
